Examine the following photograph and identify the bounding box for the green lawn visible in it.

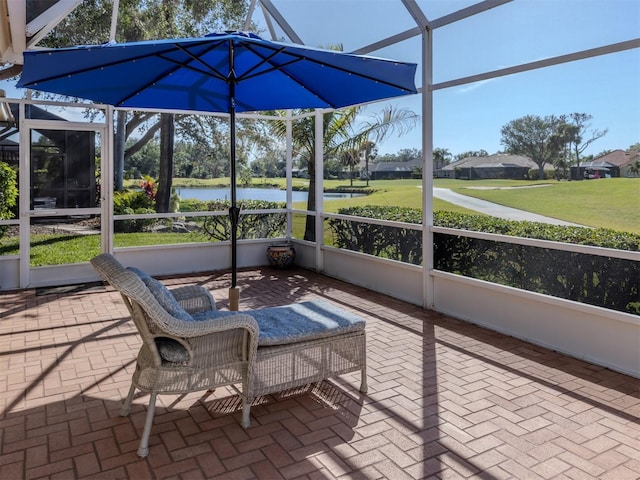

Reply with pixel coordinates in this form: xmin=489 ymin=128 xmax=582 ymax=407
xmin=7 ymin=176 xmax=635 ymax=266
xmin=441 ymin=178 xmax=639 ymax=233
xmin=168 ymin=176 xmax=638 ymax=233
xmin=273 ymin=177 xmax=637 ymax=234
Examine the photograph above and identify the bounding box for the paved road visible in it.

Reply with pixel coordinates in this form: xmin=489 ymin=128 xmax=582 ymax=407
xmin=433 ymin=187 xmax=583 ymax=226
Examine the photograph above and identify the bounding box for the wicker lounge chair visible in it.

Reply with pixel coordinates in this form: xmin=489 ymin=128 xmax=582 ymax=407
xmin=90 ymin=253 xmax=367 ymax=457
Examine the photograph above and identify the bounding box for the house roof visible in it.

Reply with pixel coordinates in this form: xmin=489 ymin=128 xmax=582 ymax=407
xmin=581 ymin=160 xmax=616 ymax=168
xmin=369 ymin=159 xmax=421 ymax=172
xmin=442 ymin=154 xmax=537 ymax=170
xmin=592 ymin=149 xmax=640 ymax=167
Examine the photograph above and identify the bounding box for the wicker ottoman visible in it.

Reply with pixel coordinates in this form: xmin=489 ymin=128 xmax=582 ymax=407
xmin=200 ymin=300 xmax=368 ymax=427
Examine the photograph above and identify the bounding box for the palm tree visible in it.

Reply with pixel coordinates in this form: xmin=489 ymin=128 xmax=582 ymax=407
xmin=341 ymin=148 xmax=361 ymax=186
xmin=628 ymin=160 xmax=640 ymax=177
xmin=359 ymin=140 xmax=377 ymax=186
xmin=270 ymin=105 xmax=419 ymax=241
xmin=433 ymin=147 xmax=452 ymax=171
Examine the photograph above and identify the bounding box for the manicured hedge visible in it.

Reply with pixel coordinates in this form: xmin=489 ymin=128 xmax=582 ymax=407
xmin=328 ymin=206 xmax=639 ymax=315
xmin=199 ymin=200 xmax=286 ymax=241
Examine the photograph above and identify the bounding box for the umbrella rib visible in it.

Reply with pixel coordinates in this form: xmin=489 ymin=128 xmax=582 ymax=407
xmin=114 ymin=41 xmax=230 ymax=106
xmin=169 ymin=43 xmax=229 ymax=82
xmin=20 ymin=44 xmax=187 ymax=87
xmin=239 ymin=43 xmax=416 ymax=105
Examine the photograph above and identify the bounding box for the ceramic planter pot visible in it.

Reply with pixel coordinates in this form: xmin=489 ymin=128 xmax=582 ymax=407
xmin=267 ymin=242 xmax=296 ymax=268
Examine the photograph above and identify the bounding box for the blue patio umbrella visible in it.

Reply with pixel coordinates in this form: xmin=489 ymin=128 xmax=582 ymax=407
xmin=18 ymin=31 xmax=418 ymax=306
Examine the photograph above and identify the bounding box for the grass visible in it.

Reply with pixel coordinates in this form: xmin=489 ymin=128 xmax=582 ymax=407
xmin=5 ymin=176 xmax=637 ymax=266
xmin=441 ymin=178 xmax=639 ymax=233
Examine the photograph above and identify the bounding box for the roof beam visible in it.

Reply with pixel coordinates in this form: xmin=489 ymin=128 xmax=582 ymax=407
xmin=400 ymin=0 xmax=430 ymax=30
xmin=433 ymin=38 xmax=640 ymax=90
xmin=5 ymin=0 xmax=25 ymax=63
xmin=430 ymin=0 xmax=514 ymax=30
xmin=353 ymin=0 xmax=512 ymax=55
xmin=351 ymin=27 xmax=420 ymax=55
xmin=26 ymin=0 xmax=82 ymax=46
xmin=257 ymin=0 xmax=303 ymax=44
xmin=243 ymin=0 xmax=258 ymax=31
xmin=260 ymin=2 xmax=279 ymax=41
xmin=109 ymin=0 xmax=119 ymax=42
xmin=0 ymin=63 xmax=21 ymax=80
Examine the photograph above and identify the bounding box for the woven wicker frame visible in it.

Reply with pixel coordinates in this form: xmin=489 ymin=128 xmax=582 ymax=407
xmin=90 ymin=254 xmax=367 ymax=457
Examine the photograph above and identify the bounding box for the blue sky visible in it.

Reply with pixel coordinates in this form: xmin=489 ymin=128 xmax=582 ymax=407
xmin=250 ymin=0 xmax=640 ymax=157
xmin=3 ymin=0 xmax=638 ymax=159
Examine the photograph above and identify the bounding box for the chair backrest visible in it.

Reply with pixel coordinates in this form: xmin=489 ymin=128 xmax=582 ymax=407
xmin=91 ymin=253 xmax=190 ymax=341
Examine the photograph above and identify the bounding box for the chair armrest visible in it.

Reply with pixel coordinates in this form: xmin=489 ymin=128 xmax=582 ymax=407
xmin=170 ymin=285 xmax=217 ymax=313
xmin=163 ymin=313 xmax=259 ymax=341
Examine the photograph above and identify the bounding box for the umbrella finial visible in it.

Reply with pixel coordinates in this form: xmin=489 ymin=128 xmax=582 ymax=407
xmin=206 ymin=31 xmax=262 ymax=40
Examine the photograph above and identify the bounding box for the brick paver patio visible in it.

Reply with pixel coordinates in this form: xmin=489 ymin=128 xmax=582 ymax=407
xmin=1 ymin=267 xmax=638 ymax=479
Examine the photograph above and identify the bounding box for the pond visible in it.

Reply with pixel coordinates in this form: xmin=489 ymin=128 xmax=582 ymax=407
xmin=175 ymin=187 xmax=365 ymax=203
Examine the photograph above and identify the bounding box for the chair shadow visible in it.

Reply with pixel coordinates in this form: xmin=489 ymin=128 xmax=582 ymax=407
xmin=1 ymin=380 xmax=364 ymax=478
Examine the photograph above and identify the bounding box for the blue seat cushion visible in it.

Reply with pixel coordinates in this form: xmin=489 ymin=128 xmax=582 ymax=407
xmin=192 ymin=300 xmax=365 ymax=346
xmin=127 ymin=267 xmax=194 ymax=322
xmin=155 ymin=337 xmax=190 ymax=364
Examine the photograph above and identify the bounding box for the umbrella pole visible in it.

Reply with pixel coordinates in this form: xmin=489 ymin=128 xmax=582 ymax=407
xmin=228 ymin=40 xmax=240 ymax=311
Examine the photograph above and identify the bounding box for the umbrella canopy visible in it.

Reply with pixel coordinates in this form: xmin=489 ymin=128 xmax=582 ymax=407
xmin=18 ymin=31 xmax=418 ymax=307
xmin=17 ymin=32 xmax=417 ymax=112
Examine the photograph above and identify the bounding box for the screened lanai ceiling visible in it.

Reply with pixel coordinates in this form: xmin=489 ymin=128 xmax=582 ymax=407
xmin=0 ymin=0 xmax=638 ymax=156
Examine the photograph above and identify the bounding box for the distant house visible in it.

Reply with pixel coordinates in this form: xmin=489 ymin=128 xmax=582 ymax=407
xmin=571 ymin=160 xmax=619 ymax=179
xmin=438 ymin=154 xmax=540 ymax=180
xmin=585 ymin=149 xmax=639 ymax=178
xmin=366 ymin=159 xmax=421 ymax=180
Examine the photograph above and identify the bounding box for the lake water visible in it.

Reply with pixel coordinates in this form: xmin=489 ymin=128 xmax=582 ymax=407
xmin=175 ymin=187 xmax=364 ymax=203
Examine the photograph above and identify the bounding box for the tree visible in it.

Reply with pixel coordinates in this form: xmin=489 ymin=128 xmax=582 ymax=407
xmin=359 ymin=140 xmax=377 ymax=185
xmin=629 ymin=143 xmax=640 ymax=153
xmin=595 ymin=149 xmax=613 ymax=158
xmin=340 ymin=149 xmax=360 ymax=186
xmin=155 ymin=113 xmax=174 ymax=212
xmin=565 ymin=113 xmax=608 ymax=176
xmin=500 ymin=115 xmax=562 ymax=179
xmin=454 ymin=149 xmax=489 ymax=161
xmin=433 ymin=148 xmax=452 ymax=171
xmin=549 ymin=119 xmax=578 ymax=179
xmin=628 ymin=160 xmax=640 ymax=177
xmin=374 ymin=148 xmax=422 ymax=163
xmin=269 ymin=105 xmax=418 ymax=241
xmin=0 ymin=162 xmax=17 ymax=237
xmin=41 ymin=0 xmax=251 ymax=197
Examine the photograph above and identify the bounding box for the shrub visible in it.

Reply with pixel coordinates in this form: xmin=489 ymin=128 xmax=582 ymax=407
xmin=329 ymin=205 xmax=639 ymax=315
xmin=0 ymin=161 xmax=17 ymax=237
xmin=113 ymin=190 xmax=157 ymax=232
xmin=200 ymin=199 xmax=286 ymax=241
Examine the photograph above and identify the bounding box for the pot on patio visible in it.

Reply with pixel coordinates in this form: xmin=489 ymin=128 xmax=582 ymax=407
xmin=267 ymin=242 xmax=296 ymax=268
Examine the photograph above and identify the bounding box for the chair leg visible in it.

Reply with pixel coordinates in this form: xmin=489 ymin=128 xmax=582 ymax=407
xmin=137 ymin=392 xmax=157 ymax=458
xmin=241 ymin=400 xmax=251 ymax=428
xmin=121 ymin=384 xmax=136 ymax=416
xmin=360 ymin=367 xmax=368 ymax=394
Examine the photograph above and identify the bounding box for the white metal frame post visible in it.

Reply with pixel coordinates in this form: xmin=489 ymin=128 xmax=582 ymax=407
xmin=401 ymin=0 xmax=434 ymax=310
xmin=422 ymin=27 xmax=434 ymax=309
xmin=285 ymin=110 xmax=293 ymax=238
xmin=314 ymin=109 xmax=324 ymax=272
xmin=102 ymin=106 xmax=114 ymax=254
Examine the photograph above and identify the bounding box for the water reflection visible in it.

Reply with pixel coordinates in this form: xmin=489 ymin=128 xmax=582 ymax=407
xmin=175 ymin=187 xmax=365 ymax=202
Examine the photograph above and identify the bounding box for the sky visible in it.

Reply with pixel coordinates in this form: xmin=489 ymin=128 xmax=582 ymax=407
xmin=2 ymin=0 xmax=638 ymax=159
xmin=247 ymin=0 xmax=640 ymax=158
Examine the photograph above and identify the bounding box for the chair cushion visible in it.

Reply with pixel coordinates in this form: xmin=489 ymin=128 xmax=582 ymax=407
xmin=192 ymin=300 xmax=365 ymax=346
xmin=127 ymin=267 xmax=194 ymax=322
xmin=155 ymin=337 xmax=190 ymax=364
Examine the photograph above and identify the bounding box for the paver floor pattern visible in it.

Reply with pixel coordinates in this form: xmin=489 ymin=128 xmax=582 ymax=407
xmin=0 ymin=267 xmax=638 ymax=479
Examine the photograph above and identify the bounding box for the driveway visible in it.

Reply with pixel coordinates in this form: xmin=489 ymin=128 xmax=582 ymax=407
xmin=433 ymin=187 xmax=583 ymax=226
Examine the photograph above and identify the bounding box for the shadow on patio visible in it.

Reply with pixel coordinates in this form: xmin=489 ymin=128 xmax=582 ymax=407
xmin=1 ymin=267 xmax=638 ymax=479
